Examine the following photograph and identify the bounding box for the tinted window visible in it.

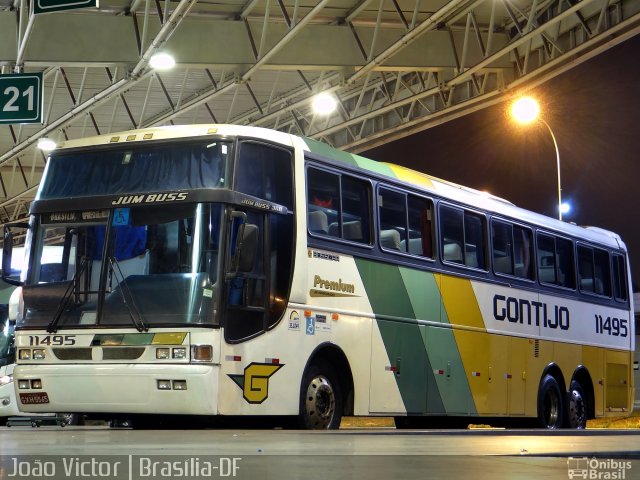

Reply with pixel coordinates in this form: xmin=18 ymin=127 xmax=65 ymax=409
xmin=537 ymin=233 xmax=575 ymax=289
xmin=378 ymin=188 xmax=434 ymax=257
xmin=236 ymin=142 xmax=293 ymax=209
xmin=612 ymin=254 xmax=628 ymax=301
xmin=440 ymin=205 xmax=486 ymax=269
xmin=307 ymin=167 xmax=371 ymax=245
xmin=578 ymin=245 xmax=611 ymax=297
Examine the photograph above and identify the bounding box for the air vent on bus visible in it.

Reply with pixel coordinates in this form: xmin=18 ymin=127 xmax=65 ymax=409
xmin=102 ymin=347 xmax=146 ymax=360
xmin=52 ymin=348 xmax=92 ymax=360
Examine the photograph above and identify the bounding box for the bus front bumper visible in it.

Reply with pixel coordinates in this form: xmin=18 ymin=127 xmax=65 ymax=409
xmin=13 ymin=363 xmax=219 ymax=415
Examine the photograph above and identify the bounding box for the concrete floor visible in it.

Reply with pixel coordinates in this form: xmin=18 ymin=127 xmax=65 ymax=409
xmin=0 ymin=427 xmax=638 ymax=479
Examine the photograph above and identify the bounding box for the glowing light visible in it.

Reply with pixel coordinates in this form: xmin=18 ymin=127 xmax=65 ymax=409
xmin=510 ymin=96 xmax=540 ymax=125
xmin=36 ymin=138 xmax=56 ymax=151
xmin=559 ymin=202 xmax=571 ymax=215
xmin=149 ymin=52 xmax=176 ymax=70
xmin=312 ymin=93 xmax=337 ymax=115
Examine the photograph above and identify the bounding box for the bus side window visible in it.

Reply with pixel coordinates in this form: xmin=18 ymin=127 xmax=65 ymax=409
xmin=440 ymin=205 xmax=464 ymax=264
xmin=236 ymin=142 xmax=293 ymax=210
xmin=612 ymin=254 xmax=628 ymax=301
xmin=307 ymin=167 xmax=340 ymax=238
xmin=378 ymin=188 xmax=406 ymax=251
xmin=492 ymin=220 xmax=513 ymax=275
xmin=440 ymin=205 xmax=486 ymax=268
xmin=513 ymin=225 xmax=533 ymax=279
xmin=307 ymin=166 xmax=371 ymax=244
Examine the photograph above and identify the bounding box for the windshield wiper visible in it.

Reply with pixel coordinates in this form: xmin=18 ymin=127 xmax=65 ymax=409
xmin=47 ymin=257 xmax=89 ymax=334
xmin=108 ymin=256 xmax=148 ymax=332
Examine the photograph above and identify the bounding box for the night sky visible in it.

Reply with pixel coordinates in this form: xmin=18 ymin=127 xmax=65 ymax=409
xmin=366 ymin=35 xmax=640 ymax=286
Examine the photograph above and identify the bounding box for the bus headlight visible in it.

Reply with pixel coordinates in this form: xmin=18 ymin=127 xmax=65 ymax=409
xmin=156 ymin=348 xmax=170 ymax=360
xmin=172 ymin=348 xmax=187 ymax=359
xmin=18 ymin=349 xmax=31 ymax=360
xmin=18 ymin=380 xmax=30 ymax=389
xmin=32 ymin=349 xmax=46 ymax=360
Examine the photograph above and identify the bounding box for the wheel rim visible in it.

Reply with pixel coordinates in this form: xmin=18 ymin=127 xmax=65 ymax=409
xmin=568 ymin=389 xmax=586 ymax=429
xmin=304 ymin=374 xmax=336 ymax=429
xmin=543 ymin=389 xmax=560 ymax=428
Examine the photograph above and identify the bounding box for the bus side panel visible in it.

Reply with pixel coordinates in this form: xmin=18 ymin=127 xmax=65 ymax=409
xmin=369 ymin=325 xmax=407 ymax=414
xmin=440 ymin=275 xmax=513 ymax=416
xmin=583 ymin=345 xmax=605 ymax=416
xmin=355 ymin=259 xmax=475 ymax=416
xmin=605 ymin=349 xmax=634 ymax=413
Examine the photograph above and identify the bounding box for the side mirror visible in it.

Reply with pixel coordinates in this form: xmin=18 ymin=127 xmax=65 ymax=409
xmin=235 ymin=224 xmax=258 ymax=273
xmin=228 ymin=212 xmax=259 ymax=275
xmin=2 ymin=228 xmax=13 ymax=279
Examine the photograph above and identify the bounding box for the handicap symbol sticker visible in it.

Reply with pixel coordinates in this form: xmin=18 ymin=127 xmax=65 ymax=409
xmin=306 ymin=316 xmax=315 ymax=335
xmin=112 ymin=208 xmax=130 ymax=226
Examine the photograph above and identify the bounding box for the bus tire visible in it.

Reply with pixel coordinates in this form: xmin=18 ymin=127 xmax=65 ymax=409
xmin=299 ymin=361 xmax=343 ymax=430
xmin=566 ymin=380 xmax=587 ymax=429
xmin=537 ymin=374 xmax=563 ymax=429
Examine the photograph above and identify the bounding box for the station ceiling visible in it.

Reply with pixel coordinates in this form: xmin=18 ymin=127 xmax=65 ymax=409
xmin=1 ymin=0 xmax=639 ymax=223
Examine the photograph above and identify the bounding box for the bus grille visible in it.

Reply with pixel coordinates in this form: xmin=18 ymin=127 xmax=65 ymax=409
xmin=52 ymin=348 xmax=92 ymax=360
xmin=102 ymin=347 xmax=145 ymax=360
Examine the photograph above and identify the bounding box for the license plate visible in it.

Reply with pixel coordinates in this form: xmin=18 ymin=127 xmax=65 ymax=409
xmin=19 ymin=392 xmax=50 ymax=404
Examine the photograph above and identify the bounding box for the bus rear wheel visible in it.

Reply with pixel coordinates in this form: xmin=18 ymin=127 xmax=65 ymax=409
xmin=299 ymin=362 xmax=343 ymax=429
xmin=537 ymin=374 xmax=563 ymax=429
xmin=566 ymin=380 xmax=587 ymax=429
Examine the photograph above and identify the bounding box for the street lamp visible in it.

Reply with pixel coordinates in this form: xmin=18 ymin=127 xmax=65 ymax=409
xmin=510 ymin=96 xmax=564 ymax=221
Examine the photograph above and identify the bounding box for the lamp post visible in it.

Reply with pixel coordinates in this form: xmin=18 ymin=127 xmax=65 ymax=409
xmin=510 ymin=96 xmax=564 ymax=221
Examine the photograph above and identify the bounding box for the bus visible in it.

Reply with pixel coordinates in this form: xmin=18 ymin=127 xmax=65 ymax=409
xmin=5 ymin=124 xmax=633 ymax=429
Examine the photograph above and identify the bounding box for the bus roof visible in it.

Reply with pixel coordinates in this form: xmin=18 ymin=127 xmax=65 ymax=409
xmin=52 ymin=124 xmax=625 ymax=251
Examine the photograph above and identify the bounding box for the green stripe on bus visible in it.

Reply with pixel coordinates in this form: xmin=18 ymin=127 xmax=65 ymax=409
xmin=398 ymin=268 xmax=440 ymax=322
xmin=354 ymin=258 xmax=445 ymax=414
xmin=397 ymin=268 xmax=475 ymax=414
xmin=352 ymin=157 xmax=397 ymax=178
xmin=354 ymin=259 xmax=415 ymax=319
xmin=302 ymin=138 xmax=359 ymax=167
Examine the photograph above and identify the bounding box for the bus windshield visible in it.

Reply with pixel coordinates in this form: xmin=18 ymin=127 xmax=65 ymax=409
xmin=37 ymin=141 xmax=231 ymax=200
xmin=20 ymin=203 xmax=223 ymax=330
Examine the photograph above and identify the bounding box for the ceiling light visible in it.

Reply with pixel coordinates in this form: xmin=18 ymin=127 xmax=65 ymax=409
xmin=312 ymin=93 xmax=337 ymax=115
xmin=36 ymin=138 xmax=56 ymax=151
xmin=149 ymin=52 xmax=176 ymax=70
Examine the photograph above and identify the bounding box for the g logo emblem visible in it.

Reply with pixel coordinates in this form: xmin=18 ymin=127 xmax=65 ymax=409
xmin=229 ymin=362 xmax=284 ymax=404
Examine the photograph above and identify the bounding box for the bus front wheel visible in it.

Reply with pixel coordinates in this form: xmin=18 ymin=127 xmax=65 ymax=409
xmin=566 ymin=380 xmax=587 ymax=429
xmin=299 ymin=362 xmax=343 ymax=429
xmin=537 ymin=374 xmax=564 ymax=429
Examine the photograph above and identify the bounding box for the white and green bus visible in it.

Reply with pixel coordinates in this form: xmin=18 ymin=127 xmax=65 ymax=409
xmin=5 ymin=125 xmax=634 ymax=429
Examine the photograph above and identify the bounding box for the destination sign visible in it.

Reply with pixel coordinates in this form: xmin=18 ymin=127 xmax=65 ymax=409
xmin=41 ymin=210 xmax=109 ymax=225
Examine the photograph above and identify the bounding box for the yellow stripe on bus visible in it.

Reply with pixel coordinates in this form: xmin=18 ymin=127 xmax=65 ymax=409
xmin=384 ymin=163 xmax=435 ymax=190
xmin=152 ymin=333 xmax=187 ymax=345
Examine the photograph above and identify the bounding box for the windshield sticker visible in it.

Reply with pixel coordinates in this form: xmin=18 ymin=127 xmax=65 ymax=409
xmin=112 ymin=208 xmax=130 ymax=226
